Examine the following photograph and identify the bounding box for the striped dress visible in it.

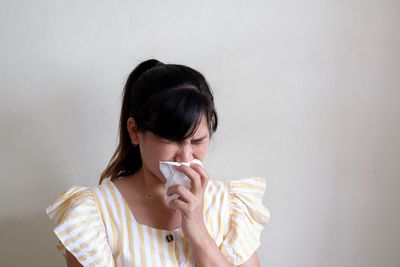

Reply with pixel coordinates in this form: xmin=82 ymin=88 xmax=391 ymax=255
xmin=46 ymin=177 xmax=271 ymax=266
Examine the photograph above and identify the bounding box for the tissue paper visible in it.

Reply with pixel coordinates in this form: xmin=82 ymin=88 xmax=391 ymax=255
xmin=159 ymin=159 xmax=203 ymax=203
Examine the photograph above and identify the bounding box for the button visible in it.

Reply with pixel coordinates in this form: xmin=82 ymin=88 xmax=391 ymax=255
xmin=166 ymin=234 xmax=174 ymax=242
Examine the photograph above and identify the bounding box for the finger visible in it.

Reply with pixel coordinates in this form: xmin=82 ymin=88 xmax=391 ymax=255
xmin=189 ymin=163 xmax=210 ymax=191
xmin=169 ymin=197 xmax=188 ymax=211
xmin=175 ymin=165 xmax=202 ymax=195
xmin=167 ymin=184 xmax=195 ymax=203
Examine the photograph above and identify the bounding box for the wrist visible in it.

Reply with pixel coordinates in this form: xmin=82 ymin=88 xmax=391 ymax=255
xmin=186 ymin=224 xmax=211 ymax=247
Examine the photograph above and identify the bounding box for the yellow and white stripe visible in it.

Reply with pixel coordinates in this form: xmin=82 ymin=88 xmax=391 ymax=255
xmin=219 ymin=177 xmax=271 ymax=266
xmin=45 ymin=185 xmax=115 ymax=267
xmin=46 ymin=177 xmax=270 ymax=266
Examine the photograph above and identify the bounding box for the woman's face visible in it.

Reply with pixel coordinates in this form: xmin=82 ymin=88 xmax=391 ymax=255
xmin=128 ymin=114 xmax=210 ymax=183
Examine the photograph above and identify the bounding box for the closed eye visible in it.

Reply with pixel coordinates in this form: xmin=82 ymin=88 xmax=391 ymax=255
xmin=192 ymin=135 xmax=208 ymax=144
xmin=160 ymin=135 xmax=208 ymax=145
xmin=160 ymin=138 xmax=175 ymax=144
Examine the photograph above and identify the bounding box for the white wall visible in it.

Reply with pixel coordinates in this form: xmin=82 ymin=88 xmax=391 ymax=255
xmin=1 ymin=0 xmax=399 ymax=266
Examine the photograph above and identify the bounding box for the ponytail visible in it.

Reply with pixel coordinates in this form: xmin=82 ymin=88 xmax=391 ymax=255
xmin=99 ymin=59 xmax=164 ymax=184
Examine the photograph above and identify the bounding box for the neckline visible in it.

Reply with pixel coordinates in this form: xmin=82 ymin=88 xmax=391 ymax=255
xmin=107 ymin=180 xmax=181 ymax=233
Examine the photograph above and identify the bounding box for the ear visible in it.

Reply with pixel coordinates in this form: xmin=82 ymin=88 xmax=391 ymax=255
xmin=127 ymin=117 xmax=140 ymax=145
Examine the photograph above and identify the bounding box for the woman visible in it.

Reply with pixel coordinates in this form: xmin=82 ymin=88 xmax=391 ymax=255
xmin=46 ymin=59 xmax=270 ymax=266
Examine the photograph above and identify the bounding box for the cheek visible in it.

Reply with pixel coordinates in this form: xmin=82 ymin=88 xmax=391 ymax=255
xmin=157 ymin=145 xmax=176 ymax=158
xmin=141 ymin=146 xmax=171 ymax=180
xmin=144 ymin=141 xmax=169 ymax=156
xmin=148 ymin=145 xmax=178 ymax=166
xmin=194 ymin=143 xmax=209 ymax=158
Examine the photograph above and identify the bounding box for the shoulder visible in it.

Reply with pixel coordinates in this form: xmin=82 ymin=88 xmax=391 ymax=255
xmin=46 ymin=185 xmax=97 ymax=222
xmin=206 ymin=177 xmax=269 ymax=205
xmin=45 ymin=184 xmax=114 ymax=266
xmin=215 ymin=177 xmax=271 ymax=266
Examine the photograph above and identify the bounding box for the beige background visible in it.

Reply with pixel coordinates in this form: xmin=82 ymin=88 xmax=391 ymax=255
xmin=1 ymin=0 xmax=399 ymax=266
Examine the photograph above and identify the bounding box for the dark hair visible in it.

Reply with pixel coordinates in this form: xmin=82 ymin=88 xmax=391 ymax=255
xmin=99 ymin=59 xmax=218 ymax=184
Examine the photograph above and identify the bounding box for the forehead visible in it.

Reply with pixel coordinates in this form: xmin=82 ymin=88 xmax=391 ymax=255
xmin=192 ymin=114 xmax=209 ymax=136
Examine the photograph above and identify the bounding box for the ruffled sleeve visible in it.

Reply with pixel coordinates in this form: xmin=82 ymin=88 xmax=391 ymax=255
xmin=219 ymin=177 xmax=271 ymax=266
xmin=45 ymin=185 xmax=114 ymax=267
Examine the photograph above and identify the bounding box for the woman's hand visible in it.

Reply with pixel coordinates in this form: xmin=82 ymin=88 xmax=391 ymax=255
xmin=166 ymin=164 xmax=235 ymax=266
xmin=166 ymin=163 xmax=209 ymax=243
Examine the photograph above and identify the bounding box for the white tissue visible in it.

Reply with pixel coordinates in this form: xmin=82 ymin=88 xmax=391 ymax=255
xmin=159 ymin=159 xmax=203 ymax=203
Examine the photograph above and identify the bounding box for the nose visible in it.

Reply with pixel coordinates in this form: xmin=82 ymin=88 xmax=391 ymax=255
xmin=174 ymin=143 xmax=193 ymax=163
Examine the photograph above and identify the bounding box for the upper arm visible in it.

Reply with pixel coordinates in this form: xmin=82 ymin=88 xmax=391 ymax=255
xmin=237 ymin=251 xmax=260 ymax=267
xmin=66 ymin=250 xmax=83 ymax=267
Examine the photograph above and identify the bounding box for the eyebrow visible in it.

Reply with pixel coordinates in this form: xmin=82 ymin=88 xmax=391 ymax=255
xmin=192 ymin=135 xmax=209 ymax=141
